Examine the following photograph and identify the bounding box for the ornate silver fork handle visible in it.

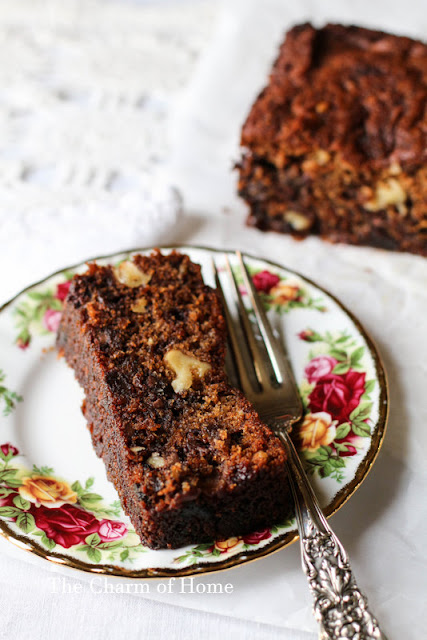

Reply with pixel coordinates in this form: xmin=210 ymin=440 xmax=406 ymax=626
xmin=214 ymin=252 xmax=388 ymax=640
xmin=276 ymin=425 xmax=387 ymax=640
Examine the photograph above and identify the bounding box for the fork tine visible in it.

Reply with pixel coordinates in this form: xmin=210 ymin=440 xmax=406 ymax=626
xmin=217 ymin=258 xmax=385 ymax=639
xmin=212 ymin=259 xmax=258 ymax=395
xmin=224 ymin=255 xmax=276 ymax=389
xmin=236 ymin=251 xmax=302 ymax=403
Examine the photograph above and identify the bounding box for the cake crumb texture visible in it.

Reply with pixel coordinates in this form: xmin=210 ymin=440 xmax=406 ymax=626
xmin=238 ymin=23 xmax=427 ymax=255
xmin=57 ymin=250 xmax=291 ymax=549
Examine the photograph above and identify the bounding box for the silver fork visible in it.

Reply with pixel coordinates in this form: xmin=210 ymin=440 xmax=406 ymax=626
xmin=213 ymin=251 xmax=387 ymax=640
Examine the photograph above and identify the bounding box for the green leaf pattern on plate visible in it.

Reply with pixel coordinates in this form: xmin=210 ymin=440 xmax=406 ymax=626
xmin=0 ymin=253 xmax=383 ymax=574
xmin=295 ymin=329 xmax=376 ymax=482
xmin=173 ymin=516 xmax=296 ymax=566
xmin=0 ymin=446 xmax=147 ymax=564
xmin=236 ymin=265 xmax=327 ymax=313
xmin=13 ymin=270 xmax=75 ymax=349
xmin=0 ymin=370 xmax=23 ymax=417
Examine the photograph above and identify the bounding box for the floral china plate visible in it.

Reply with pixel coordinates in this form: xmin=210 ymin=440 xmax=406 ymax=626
xmin=0 ymin=246 xmax=387 ymax=577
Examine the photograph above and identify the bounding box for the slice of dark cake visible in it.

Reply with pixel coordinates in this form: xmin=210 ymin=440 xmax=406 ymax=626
xmin=238 ymin=23 xmax=427 ymax=255
xmin=57 ymin=250 xmax=291 ymax=549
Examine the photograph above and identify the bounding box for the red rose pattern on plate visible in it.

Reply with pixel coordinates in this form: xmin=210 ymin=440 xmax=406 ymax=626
xmin=0 ymin=251 xmax=385 ymax=574
xmin=0 ymin=444 xmax=145 ymax=563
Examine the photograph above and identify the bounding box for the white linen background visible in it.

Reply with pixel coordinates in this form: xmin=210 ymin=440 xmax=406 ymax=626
xmin=0 ymin=0 xmax=427 ymax=639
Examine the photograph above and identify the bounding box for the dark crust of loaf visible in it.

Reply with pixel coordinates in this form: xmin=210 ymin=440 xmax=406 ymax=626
xmin=238 ymin=23 xmax=427 ymax=255
xmin=57 ymin=250 xmax=291 ymax=549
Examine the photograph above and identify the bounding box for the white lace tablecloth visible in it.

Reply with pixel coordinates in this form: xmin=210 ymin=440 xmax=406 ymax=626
xmin=1 ymin=1 xmax=427 ymax=639
xmin=0 ymin=0 xmax=215 ymax=301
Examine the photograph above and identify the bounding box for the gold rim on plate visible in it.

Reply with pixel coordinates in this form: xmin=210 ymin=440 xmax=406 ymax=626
xmin=0 ymin=244 xmax=388 ymax=578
